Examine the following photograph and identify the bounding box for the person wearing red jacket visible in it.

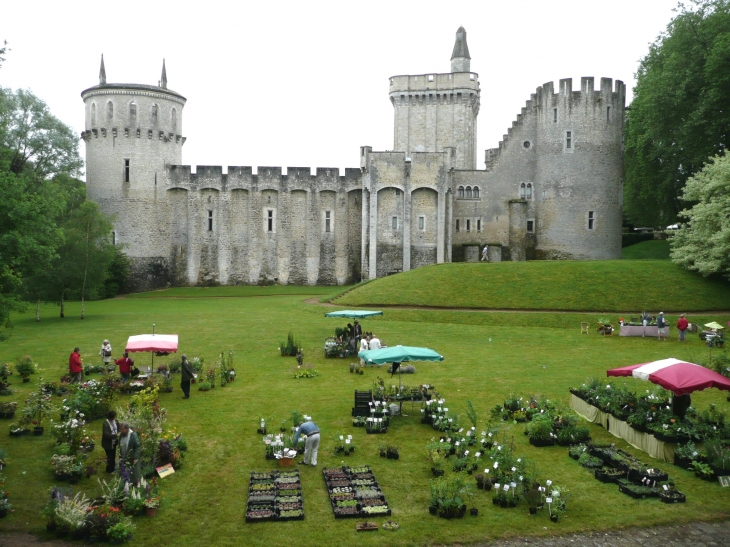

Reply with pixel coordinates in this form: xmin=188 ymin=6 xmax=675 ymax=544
xmin=677 ymin=314 xmax=689 ymax=342
xmin=69 ymin=347 xmax=83 ymax=383
xmin=114 ymin=352 xmax=134 ymax=383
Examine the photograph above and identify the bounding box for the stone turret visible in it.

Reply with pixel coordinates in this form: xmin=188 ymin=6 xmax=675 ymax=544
xmin=451 ymin=27 xmax=470 ymax=73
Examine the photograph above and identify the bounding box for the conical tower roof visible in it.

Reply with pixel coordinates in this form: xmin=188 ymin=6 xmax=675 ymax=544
xmin=451 ymin=27 xmax=470 ymax=60
xmin=160 ymin=59 xmax=167 ymax=89
xmin=99 ymin=54 xmax=107 ymax=85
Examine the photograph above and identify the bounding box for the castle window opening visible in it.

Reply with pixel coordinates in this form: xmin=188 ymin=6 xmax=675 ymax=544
xmin=91 ymin=103 xmax=96 ymax=126
xmin=395 ymin=188 xmax=401 ymax=196
xmin=172 ymin=108 xmax=177 ymax=131
xmin=470 ymin=73 xmax=475 ymax=80
xmin=129 ymin=102 xmax=137 ymax=120
xmin=527 ymin=220 xmax=534 ymax=233
xmin=477 ymin=219 xmax=481 ymax=231
xmin=208 ymin=210 xmax=213 ymax=232
xmin=428 ymin=74 xmax=434 ymax=82
xmin=267 ymin=210 xmax=274 ymax=232
xmin=466 ymin=219 xmax=471 ymax=232
xmin=455 ymin=219 xmax=460 ymax=232
xmin=465 ymin=186 xmax=472 ymax=199
xmin=553 ymin=109 xmax=557 ymax=123
xmin=325 ymin=211 xmax=331 ymax=233
xmin=588 ymin=211 xmax=595 ymax=230
xmin=607 ymin=106 xmax=611 ymax=122
xmin=473 ymin=186 xmax=480 ymax=199
xmin=123 ymin=159 xmax=130 ymax=183
xmin=457 ymin=186 xmax=464 ymax=199
xmin=392 ymin=216 xmax=398 ymax=230
xmin=151 ymin=104 xmax=158 ymax=122
xmin=519 ymin=183 xmax=526 ymax=199
xmin=111 ymin=231 xmax=116 ymax=245
xmin=526 ymin=183 xmax=532 ymax=199
xmin=418 ymin=216 xmax=425 ymax=230
xmin=523 ymin=141 xmax=530 ymax=149
xmin=566 ymin=131 xmax=572 ymax=149
xmin=107 ymin=101 xmax=114 ymax=120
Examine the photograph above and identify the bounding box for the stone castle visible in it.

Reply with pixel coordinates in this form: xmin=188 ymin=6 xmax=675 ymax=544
xmin=81 ymin=28 xmax=625 ymax=291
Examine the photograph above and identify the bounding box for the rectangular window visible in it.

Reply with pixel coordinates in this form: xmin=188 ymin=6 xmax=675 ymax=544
xmin=588 ymin=211 xmax=595 ymax=230
xmin=325 ymin=211 xmax=331 ymax=233
xmin=477 ymin=219 xmax=481 ymax=231
xmin=392 ymin=216 xmax=398 ymax=230
xmin=123 ymin=159 xmax=130 ymax=182
xmin=566 ymin=131 xmax=572 ymax=149
xmin=466 ymin=219 xmax=471 ymax=232
xmin=428 ymin=74 xmax=434 ymax=82
xmin=418 ymin=216 xmax=425 ymax=230
xmin=395 ymin=188 xmax=401 ymax=196
xmin=208 ymin=210 xmax=213 ymax=232
xmin=553 ymin=109 xmax=557 ymax=122
xmin=607 ymin=106 xmax=611 ymax=122
xmin=527 ymin=220 xmax=534 ymax=233
xmin=455 ymin=219 xmax=460 ymax=232
xmin=267 ymin=210 xmax=274 ymax=232
xmin=111 ymin=231 xmax=116 ymax=245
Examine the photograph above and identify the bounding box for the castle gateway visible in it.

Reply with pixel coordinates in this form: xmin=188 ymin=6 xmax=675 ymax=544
xmin=81 ymin=28 xmax=624 ymax=291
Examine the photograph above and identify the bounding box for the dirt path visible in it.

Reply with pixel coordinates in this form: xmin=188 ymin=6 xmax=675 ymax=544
xmin=3 ymin=521 xmax=729 ymax=546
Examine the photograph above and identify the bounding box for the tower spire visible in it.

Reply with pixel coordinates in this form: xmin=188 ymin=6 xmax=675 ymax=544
xmin=99 ymin=54 xmax=107 ymax=85
xmin=160 ymin=59 xmax=167 ymax=89
xmin=450 ymin=27 xmax=471 ymax=73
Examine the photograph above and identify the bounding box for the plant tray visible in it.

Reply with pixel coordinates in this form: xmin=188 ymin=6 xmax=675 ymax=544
xmin=366 ymin=428 xmax=388 ymax=434
xmin=529 ymin=437 xmax=555 ymax=447
xmin=278 ymin=511 xmax=305 ymax=521
xmin=356 ymin=522 xmax=378 ymax=531
xmin=594 ymin=469 xmax=623 ymax=484
xmin=618 ymin=484 xmax=657 ymax=499
xmin=245 ymin=511 xmax=277 ymax=522
xmin=659 ymin=491 xmax=686 ymax=504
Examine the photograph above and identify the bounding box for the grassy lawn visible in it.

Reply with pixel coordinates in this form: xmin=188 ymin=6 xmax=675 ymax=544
xmin=0 ymin=287 xmax=729 ymax=546
xmin=622 ymin=240 xmax=671 ymax=260
xmin=335 ymin=261 xmax=730 ymax=312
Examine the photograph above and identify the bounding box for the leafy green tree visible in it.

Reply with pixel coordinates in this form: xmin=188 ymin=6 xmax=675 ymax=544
xmin=624 ymin=0 xmax=730 ymax=227
xmin=670 ymin=151 xmax=730 ymax=278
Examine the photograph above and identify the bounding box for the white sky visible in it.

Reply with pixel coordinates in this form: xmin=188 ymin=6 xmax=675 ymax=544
xmin=1 ymin=0 xmax=679 ymax=177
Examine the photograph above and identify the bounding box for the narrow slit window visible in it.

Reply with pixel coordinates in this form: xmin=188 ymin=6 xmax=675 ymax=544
xmin=477 ymin=219 xmax=481 ymax=231
xmin=519 ymin=183 xmax=526 ymax=198
xmin=418 ymin=216 xmax=425 ymax=230
xmin=267 ymin=210 xmax=274 ymax=232
xmin=207 ymin=210 xmax=213 ymax=232
xmin=111 ymin=231 xmax=116 ymax=245
xmin=129 ymin=102 xmax=137 ymax=121
xmin=123 ymin=159 xmax=130 ymax=183
xmin=526 ymin=183 xmax=532 ymax=199
xmin=107 ymin=101 xmax=114 ymax=120
xmin=395 ymin=188 xmax=401 ymax=196
xmin=392 ymin=216 xmax=398 ymax=230
xmin=473 ymin=186 xmax=480 ymax=198
xmin=607 ymin=106 xmax=611 ymax=122
xmin=466 ymin=219 xmax=471 ymax=232
xmin=566 ymin=131 xmax=572 ymax=149
xmin=458 ymin=186 xmax=464 ymax=199
xmin=325 ymin=211 xmax=331 ymax=233
xmin=553 ymin=109 xmax=557 ymax=122
xmin=588 ymin=211 xmax=595 ymax=230
xmin=527 ymin=220 xmax=534 ymax=233
xmin=91 ymin=103 xmax=96 ymax=126
xmin=151 ymin=104 xmax=158 ymax=122
xmin=455 ymin=219 xmax=460 ymax=232
xmin=465 ymin=186 xmax=472 ymax=199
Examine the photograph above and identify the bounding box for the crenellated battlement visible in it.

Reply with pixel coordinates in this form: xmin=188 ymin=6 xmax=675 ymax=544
xmin=81 ymin=127 xmax=185 ymax=145
xmin=166 ymin=164 xmax=362 ymax=192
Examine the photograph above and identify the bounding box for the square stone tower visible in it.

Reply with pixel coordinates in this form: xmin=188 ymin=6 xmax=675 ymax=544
xmin=389 ymin=27 xmax=480 ymax=170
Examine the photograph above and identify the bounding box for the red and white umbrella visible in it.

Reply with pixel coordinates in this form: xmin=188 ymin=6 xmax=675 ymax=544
xmin=125 ymin=334 xmax=179 ymax=353
xmin=607 ymin=357 xmax=730 ymax=396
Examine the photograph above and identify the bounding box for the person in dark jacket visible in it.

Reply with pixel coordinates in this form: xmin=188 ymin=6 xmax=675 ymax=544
xmin=180 ymin=354 xmax=195 ymax=399
xmin=114 ymin=352 xmax=134 ymax=382
xmin=69 ymin=348 xmax=83 ymax=383
xmin=102 ymin=410 xmax=120 ymax=473
xmin=119 ymin=422 xmax=141 ymax=485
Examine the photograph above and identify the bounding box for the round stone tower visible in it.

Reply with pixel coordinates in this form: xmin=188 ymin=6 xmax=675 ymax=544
xmin=532 ymin=77 xmax=625 ymax=260
xmin=81 ymin=56 xmax=186 ymax=290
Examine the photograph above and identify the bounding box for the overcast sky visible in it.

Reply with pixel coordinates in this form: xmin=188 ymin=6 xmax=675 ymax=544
xmin=1 ymin=0 xmax=679 ymax=177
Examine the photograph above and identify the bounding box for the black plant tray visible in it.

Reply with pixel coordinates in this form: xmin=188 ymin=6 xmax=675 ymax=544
xmin=529 ymin=437 xmax=555 ymax=447
xmin=277 ymin=510 xmax=305 ymax=521
xmin=618 ymin=484 xmax=657 ymax=499
xmin=659 ymin=491 xmax=686 ymax=504
xmin=359 ymin=507 xmax=391 ymax=518
xmin=594 ymin=469 xmax=623 ymax=484
xmin=626 ymin=469 xmax=668 ymax=485
xmin=245 ymin=511 xmax=277 ymax=522
xmin=366 ymin=428 xmax=388 ymax=434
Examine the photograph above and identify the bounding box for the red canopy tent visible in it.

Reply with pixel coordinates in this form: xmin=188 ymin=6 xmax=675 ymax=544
xmin=606 ymin=357 xmax=730 ymax=396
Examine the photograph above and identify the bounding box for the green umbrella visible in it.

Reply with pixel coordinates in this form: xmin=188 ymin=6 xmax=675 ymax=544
xmin=358 ymin=346 xmax=444 ymax=365
xmin=325 ymin=310 xmax=383 ymax=318
xmin=704 ymin=322 xmax=725 ymax=330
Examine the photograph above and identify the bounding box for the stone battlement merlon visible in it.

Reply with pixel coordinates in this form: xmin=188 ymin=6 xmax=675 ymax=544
xmin=534 ymin=77 xmax=625 ymax=106
xmin=80 ymin=129 xmax=185 ymax=143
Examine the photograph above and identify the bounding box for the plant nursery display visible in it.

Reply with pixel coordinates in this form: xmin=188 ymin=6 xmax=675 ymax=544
xmin=322 ymin=466 xmax=390 ymax=519
xmin=246 ymin=469 xmax=304 ymax=522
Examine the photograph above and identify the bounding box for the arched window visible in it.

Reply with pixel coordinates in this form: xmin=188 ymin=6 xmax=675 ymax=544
xmin=473 ymin=186 xmax=480 ymax=199
xmin=151 ymin=104 xmax=158 ymax=123
xmin=91 ymin=103 xmax=96 ymax=126
xmin=465 ymin=186 xmax=472 ymax=199
xmin=457 ymin=186 xmax=464 ymax=199
xmin=171 ymin=108 xmax=177 ymax=131
xmin=129 ymin=102 xmax=137 ymax=121
xmin=519 ymin=183 xmax=526 ymax=198
xmin=526 ymin=183 xmax=532 ymax=199
xmin=107 ymin=101 xmax=114 ymax=120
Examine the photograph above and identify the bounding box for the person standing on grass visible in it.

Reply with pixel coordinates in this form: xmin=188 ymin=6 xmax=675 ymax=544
xmin=359 ymin=335 xmax=369 ymax=366
xmin=180 ymin=354 xmax=195 ymax=399
xmin=354 ymin=320 xmax=363 ymax=344
xmin=102 ymin=410 xmax=120 ymax=473
xmin=114 ymin=352 xmax=133 ymax=383
xmin=119 ymin=422 xmax=141 ymax=485
xmin=369 ymin=334 xmax=381 ymax=351
xmin=657 ymin=312 xmax=668 ymax=341
xmin=294 ymin=420 xmax=320 ymax=467
xmin=69 ymin=347 xmax=83 ymax=383
xmin=99 ymin=340 xmax=113 ymax=370
xmin=677 ymin=314 xmax=689 ymax=342
xmin=481 ymin=244 xmax=489 ymax=262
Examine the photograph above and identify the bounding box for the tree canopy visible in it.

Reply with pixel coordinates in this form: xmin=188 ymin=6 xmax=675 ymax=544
xmin=624 ymin=0 xmax=730 ymax=227
xmin=670 ymin=151 xmax=730 ymax=279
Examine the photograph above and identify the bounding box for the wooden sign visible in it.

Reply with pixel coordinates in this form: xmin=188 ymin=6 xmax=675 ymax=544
xmin=156 ymin=463 xmax=175 ymax=478
xmin=718 ymin=475 xmax=730 ymax=487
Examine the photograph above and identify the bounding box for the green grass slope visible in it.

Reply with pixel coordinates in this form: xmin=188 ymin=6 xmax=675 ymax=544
xmin=622 ymin=240 xmax=670 ymax=260
xmin=336 ymin=260 xmax=730 ymax=312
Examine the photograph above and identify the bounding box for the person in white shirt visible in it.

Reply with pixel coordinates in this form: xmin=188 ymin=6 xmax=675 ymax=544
xmin=369 ymin=335 xmax=381 ymax=351
xmin=359 ymin=336 xmax=369 ymax=366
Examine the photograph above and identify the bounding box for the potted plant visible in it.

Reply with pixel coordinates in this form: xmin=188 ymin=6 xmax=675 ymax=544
xmin=0 ymin=401 xmax=17 ymax=419
xmin=546 ymin=484 xmax=569 ymax=522
xmin=691 ymin=460 xmax=715 ymax=481
xmin=527 ymin=414 xmax=555 ymax=447
xmin=525 ymin=486 xmax=541 ymax=515
xmin=14 ymin=356 xmax=36 ymax=382
xmin=107 ymin=519 xmax=135 ymax=544
xmin=23 ymin=385 xmax=54 ymax=435
xmin=658 ymin=480 xmax=686 ymax=504
xmin=386 ymin=445 xmax=399 ymax=460
xmin=0 ymin=496 xmax=11 ymax=518
xmin=143 ymin=496 xmax=160 ymax=516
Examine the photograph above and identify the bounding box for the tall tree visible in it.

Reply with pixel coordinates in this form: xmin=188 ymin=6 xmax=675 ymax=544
xmin=670 ymin=151 xmax=730 ymax=278
xmin=624 ymin=0 xmax=730 ymax=227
